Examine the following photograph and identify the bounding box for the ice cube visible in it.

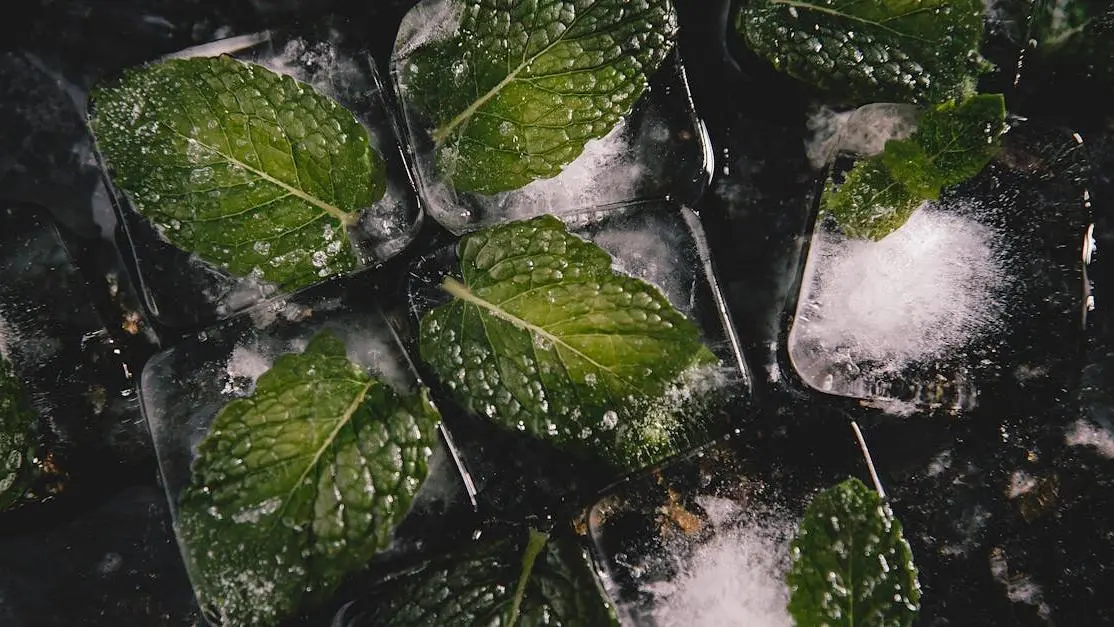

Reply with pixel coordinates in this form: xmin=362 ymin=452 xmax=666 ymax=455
xmin=390 ymin=0 xmax=711 ymax=234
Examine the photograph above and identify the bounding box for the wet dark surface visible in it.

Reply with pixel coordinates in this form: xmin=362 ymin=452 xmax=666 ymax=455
xmin=1 ymin=0 xmax=1113 ymax=625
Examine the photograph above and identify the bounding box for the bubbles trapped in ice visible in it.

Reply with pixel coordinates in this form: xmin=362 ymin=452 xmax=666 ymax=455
xmin=805 ymin=103 xmax=920 ymax=169
xmin=263 ymin=38 xmax=364 ymax=105
xmin=393 ymin=0 xmax=463 ymax=60
xmin=1064 ymin=420 xmax=1114 ymax=458
xmin=647 ymin=496 xmax=794 ymax=627
xmin=790 ymin=202 xmax=1008 ymax=404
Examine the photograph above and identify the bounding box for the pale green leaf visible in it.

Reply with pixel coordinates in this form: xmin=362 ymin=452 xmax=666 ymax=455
xmin=419 ymin=215 xmax=718 ymax=471
xmin=92 ymin=56 xmax=386 ymax=291
xmin=739 ymin=0 xmax=986 ymax=104
xmin=397 ymin=0 xmax=677 ymax=194
xmin=177 ymin=332 xmax=440 ymax=626
xmin=787 ymin=477 xmax=921 ymax=627
xmin=824 ymin=94 xmax=1007 ymax=239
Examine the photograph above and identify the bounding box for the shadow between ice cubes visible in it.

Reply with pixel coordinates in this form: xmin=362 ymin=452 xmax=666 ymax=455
xmin=94 ymin=24 xmax=423 ymax=332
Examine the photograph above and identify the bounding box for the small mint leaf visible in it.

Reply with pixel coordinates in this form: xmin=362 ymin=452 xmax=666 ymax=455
xmin=177 ymin=332 xmax=440 ymax=626
xmin=787 ymin=477 xmax=921 ymax=627
xmin=824 ymin=94 xmax=1007 ymax=240
xmin=92 ymin=56 xmax=386 ymax=291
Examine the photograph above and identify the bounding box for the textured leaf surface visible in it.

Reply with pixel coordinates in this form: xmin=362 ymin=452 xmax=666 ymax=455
xmin=787 ymin=478 xmax=921 ymax=627
xmin=0 ymin=356 xmax=36 ymax=511
xmin=419 ymin=215 xmax=717 ymax=471
xmin=368 ymin=529 xmax=618 ymax=626
xmin=177 ymin=332 xmax=440 ymax=626
xmin=398 ymin=0 xmax=677 ymax=194
xmin=824 ymin=94 xmax=1007 ymax=239
xmin=739 ymin=0 xmax=985 ymax=104
xmin=92 ymin=56 xmax=386 ymax=290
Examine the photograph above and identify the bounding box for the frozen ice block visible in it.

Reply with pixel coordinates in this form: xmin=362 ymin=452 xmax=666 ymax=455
xmin=786 ymin=121 xmax=1093 ymax=412
xmin=96 ymin=26 xmax=423 ymax=330
xmin=390 ymin=0 xmax=713 ymax=235
xmin=139 ymin=279 xmax=476 ymax=623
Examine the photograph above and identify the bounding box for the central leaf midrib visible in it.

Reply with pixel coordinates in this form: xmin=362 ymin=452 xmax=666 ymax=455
xmin=271 ymin=377 xmax=375 ymax=533
xmin=442 ymin=277 xmax=653 ymax=397
xmin=166 ymin=126 xmax=356 ymax=227
xmin=430 ymin=1 xmax=603 ymax=144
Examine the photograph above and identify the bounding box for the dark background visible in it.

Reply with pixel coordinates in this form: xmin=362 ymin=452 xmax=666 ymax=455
xmin=1 ymin=1 xmax=1113 ymax=625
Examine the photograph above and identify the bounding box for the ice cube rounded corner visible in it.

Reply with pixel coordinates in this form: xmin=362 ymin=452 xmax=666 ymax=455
xmin=90 ymin=26 xmax=425 ymax=332
xmin=389 ymin=0 xmax=715 ymax=236
xmin=781 ymin=120 xmax=1095 ymax=414
xmin=403 ymin=201 xmax=753 ymax=506
xmin=136 ymin=290 xmax=480 ymax=623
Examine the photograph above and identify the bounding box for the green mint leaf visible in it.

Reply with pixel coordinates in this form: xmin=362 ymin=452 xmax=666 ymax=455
xmin=398 ymin=0 xmax=677 ymax=194
xmin=824 ymin=93 xmax=1007 ymax=239
xmin=0 ymin=355 xmax=36 ymax=511
xmin=177 ymin=332 xmax=440 ymax=626
xmin=92 ymin=56 xmax=386 ymax=291
xmin=367 ymin=529 xmax=619 ymax=626
xmin=787 ymin=477 xmax=921 ymax=627
xmin=419 ymin=215 xmax=718 ymax=471
xmin=1030 ymin=0 xmax=1112 ymax=53
xmin=738 ymin=0 xmax=985 ymax=104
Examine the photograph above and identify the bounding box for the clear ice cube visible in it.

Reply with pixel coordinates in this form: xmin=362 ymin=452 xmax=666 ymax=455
xmin=138 ymin=278 xmax=476 ymax=615
xmin=390 ymin=0 xmax=713 ymax=234
xmin=786 ymin=121 xmax=1093 ymax=412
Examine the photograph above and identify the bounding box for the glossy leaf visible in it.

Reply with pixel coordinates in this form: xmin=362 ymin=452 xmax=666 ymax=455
xmin=367 ymin=529 xmax=618 ymax=626
xmin=739 ymin=0 xmax=985 ymax=104
xmin=92 ymin=56 xmax=386 ymax=290
xmin=787 ymin=477 xmax=921 ymax=627
xmin=419 ymin=215 xmax=718 ymax=471
xmin=177 ymin=332 xmax=440 ymax=626
xmin=0 ymin=355 xmax=36 ymax=511
xmin=398 ymin=0 xmax=677 ymax=194
xmin=824 ymin=94 xmax=1007 ymax=239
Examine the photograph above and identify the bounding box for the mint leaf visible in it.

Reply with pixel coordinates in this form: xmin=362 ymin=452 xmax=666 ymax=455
xmin=787 ymin=477 xmax=921 ymax=627
xmin=419 ymin=215 xmax=718 ymax=471
xmin=0 ymin=355 xmax=36 ymax=511
xmin=739 ymin=0 xmax=985 ymax=104
xmin=824 ymin=94 xmax=1007 ymax=239
xmin=92 ymin=56 xmax=386 ymax=291
xmin=367 ymin=529 xmax=618 ymax=626
xmin=397 ymin=0 xmax=677 ymax=194
xmin=177 ymin=332 xmax=440 ymax=626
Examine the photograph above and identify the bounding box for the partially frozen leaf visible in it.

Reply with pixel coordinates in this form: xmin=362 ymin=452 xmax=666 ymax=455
xmin=787 ymin=477 xmax=921 ymax=627
xmin=398 ymin=0 xmax=677 ymax=194
xmin=177 ymin=332 xmax=440 ymax=626
xmin=367 ymin=529 xmax=618 ymax=626
xmin=824 ymin=94 xmax=1007 ymax=239
xmin=92 ymin=56 xmax=386 ymax=290
xmin=419 ymin=215 xmax=718 ymax=471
